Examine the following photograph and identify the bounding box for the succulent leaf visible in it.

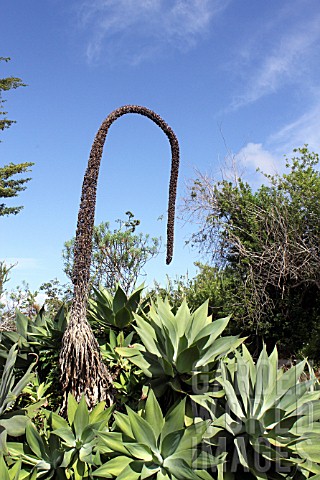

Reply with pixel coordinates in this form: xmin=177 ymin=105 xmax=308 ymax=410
xmin=117 ymin=299 xmax=243 ymax=403
xmin=95 ymin=391 xmax=216 ymax=479
xmin=209 ymin=345 xmax=320 ymax=478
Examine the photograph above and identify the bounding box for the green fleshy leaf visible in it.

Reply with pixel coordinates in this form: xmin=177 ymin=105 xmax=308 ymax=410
xmin=52 ymin=427 xmax=75 ymax=447
xmin=163 ymin=457 xmax=201 ymax=480
xmin=74 ymin=396 xmax=89 ymax=440
xmin=144 ymin=389 xmax=164 ymax=440
xmin=116 ymin=460 xmax=143 ymax=480
xmin=92 ymin=456 xmax=132 ymax=477
xmin=176 ymin=345 xmax=200 ymax=374
xmin=126 ymin=406 xmax=157 ymax=450
xmin=25 ymin=422 xmax=46 ymax=459
xmin=124 ymin=442 xmax=153 ymax=461
xmin=161 ymin=399 xmax=186 ymax=445
xmin=67 ymin=394 xmax=78 ymax=425
xmin=0 ymin=455 xmax=10 ymax=480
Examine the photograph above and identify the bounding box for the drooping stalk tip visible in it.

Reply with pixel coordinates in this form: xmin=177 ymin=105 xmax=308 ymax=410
xmin=72 ymin=105 xmax=180 ymax=290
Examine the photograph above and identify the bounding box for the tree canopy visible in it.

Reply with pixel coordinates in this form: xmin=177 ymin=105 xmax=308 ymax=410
xmin=63 ymin=212 xmax=160 ymax=295
xmin=0 ymin=57 xmax=34 ymax=216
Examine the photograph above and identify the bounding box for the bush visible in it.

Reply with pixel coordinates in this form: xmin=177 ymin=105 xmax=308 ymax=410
xmin=184 ymin=147 xmax=320 ymax=359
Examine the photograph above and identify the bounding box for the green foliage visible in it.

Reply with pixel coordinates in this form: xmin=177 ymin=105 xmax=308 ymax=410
xmin=0 ymin=162 xmax=34 ymax=217
xmin=63 ymin=213 xmax=160 ymax=295
xmin=38 ymin=278 xmax=72 ymax=317
xmin=0 ymin=262 xmax=17 ymax=331
xmin=151 ymin=263 xmax=239 ymax=322
xmin=88 ymin=283 xmax=144 ymax=332
xmin=7 ymin=424 xmax=66 ymax=479
xmin=94 ymin=389 xmax=222 ymax=479
xmin=44 ymin=395 xmax=113 ymax=478
xmin=99 ymin=329 xmax=145 ymax=409
xmin=0 ymin=344 xmax=35 ymax=447
xmin=0 ymin=307 xmax=66 ymax=363
xmin=186 ymin=147 xmax=320 ymax=358
xmin=1 ymin=297 xmax=320 ymax=479
xmin=0 ymin=262 xmax=14 ymax=300
xmin=0 ymin=57 xmax=34 ymax=217
xmin=88 ymin=283 xmax=152 ymax=410
xmin=206 ymin=345 xmax=320 ymax=479
xmin=0 ymin=307 xmax=67 ymax=410
xmin=0 ymin=57 xmax=26 ymax=133
xmin=0 ymin=454 xmax=27 ymax=480
xmin=4 ymin=394 xmax=113 ymax=479
xmin=0 ymin=278 xmax=41 ymax=327
xmin=117 ymin=298 xmax=244 ymax=406
xmin=87 ymin=283 xmax=147 ymax=408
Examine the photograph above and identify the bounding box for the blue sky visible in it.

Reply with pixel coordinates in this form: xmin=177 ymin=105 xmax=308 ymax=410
xmin=1 ymin=0 xmax=320 ymax=294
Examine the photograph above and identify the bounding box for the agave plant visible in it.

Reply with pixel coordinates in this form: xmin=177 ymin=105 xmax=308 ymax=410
xmin=5 ymin=394 xmax=114 ymax=479
xmin=60 ymin=105 xmax=180 ymax=408
xmin=93 ymin=389 xmax=224 ymax=479
xmin=0 ymin=311 xmax=35 ymax=370
xmin=88 ymin=283 xmax=144 ymax=333
xmin=205 ymin=345 xmax=320 ymax=479
xmin=0 ymin=306 xmax=67 ymax=370
xmin=116 ymin=298 xmax=244 ymax=407
xmin=0 ymin=454 xmax=29 ymax=480
xmin=44 ymin=394 xmax=113 ymax=478
xmin=0 ymin=307 xmax=68 ymax=411
xmin=6 ymin=423 xmax=66 ymax=479
xmin=0 ymin=343 xmax=36 ymax=451
xmin=100 ymin=329 xmax=145 ymax=408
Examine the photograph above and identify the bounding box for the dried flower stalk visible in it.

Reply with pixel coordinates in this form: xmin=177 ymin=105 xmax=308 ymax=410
xmin=60 ymin=105 xmax=180 ymax=408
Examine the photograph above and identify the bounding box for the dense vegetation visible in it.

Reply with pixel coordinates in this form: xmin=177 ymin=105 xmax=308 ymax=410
xmin=178 ymin=147 xmax=320 ymax=360
xmin=1 ymin=60 xmax=320 ymax=478
xmin=1 ymin=293 xmax=320 ymax=479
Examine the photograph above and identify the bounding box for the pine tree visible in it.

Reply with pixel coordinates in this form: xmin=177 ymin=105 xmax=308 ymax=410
xmin=0 ymin=57 xmax=34 ymax=216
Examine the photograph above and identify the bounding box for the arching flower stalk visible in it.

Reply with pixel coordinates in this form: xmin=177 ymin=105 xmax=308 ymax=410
xmin=59 ymin=105 xmax=180 ymax=409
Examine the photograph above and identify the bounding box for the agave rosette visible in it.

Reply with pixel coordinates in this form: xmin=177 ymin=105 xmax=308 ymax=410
xmin=206 ymin=345 xmax=320 ymax=479
xmin=0 ymin=343 xmax=36 ymax=451
xmin=88 ymin=284 xmax=144 ymax=331
xmin=93 ymin=389 xmax=224 ymax=479
xmin=6 ymin=394 xmax=114 ymax=478
xmin=116 ymin=298 xmax=244 ymax=403
xmin=0 ymin=307 xmax=67 ymax=373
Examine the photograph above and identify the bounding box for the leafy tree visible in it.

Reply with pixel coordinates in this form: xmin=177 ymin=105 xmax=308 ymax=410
xmin=0 ymin=261 xmax=13 ymax=299
xmin=151 ymin=262 xmax=232 ymax=315
xmin=39 ymin=277 xmax=73 ymax=315
xmin=0 ymin=57 xmax=34 ymax=216
xmin=0 ymin=261 xmax=16 ymax=330
xmin=0 ymin=262 xmax=40 ymax=328
xmin=184 ymin=146 xmax=320 ymax=358
xmin=38 ymin=213 xmax=159 ymax=315
xmin=63 ymin=212 xmax=160 ymax=295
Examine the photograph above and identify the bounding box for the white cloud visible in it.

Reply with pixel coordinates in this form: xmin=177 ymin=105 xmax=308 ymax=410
xmin=77 ymin=0 xmax=229 ymax=64
xmin=231 ymin=12 xmax=320 ymax=108
xmin=235 ymin=143 xmax=277 ymax=176
xmin=269 ymin=102 xmax=320 ymax=154
xmin=232 ymin=98 xmax=320 ymax=186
